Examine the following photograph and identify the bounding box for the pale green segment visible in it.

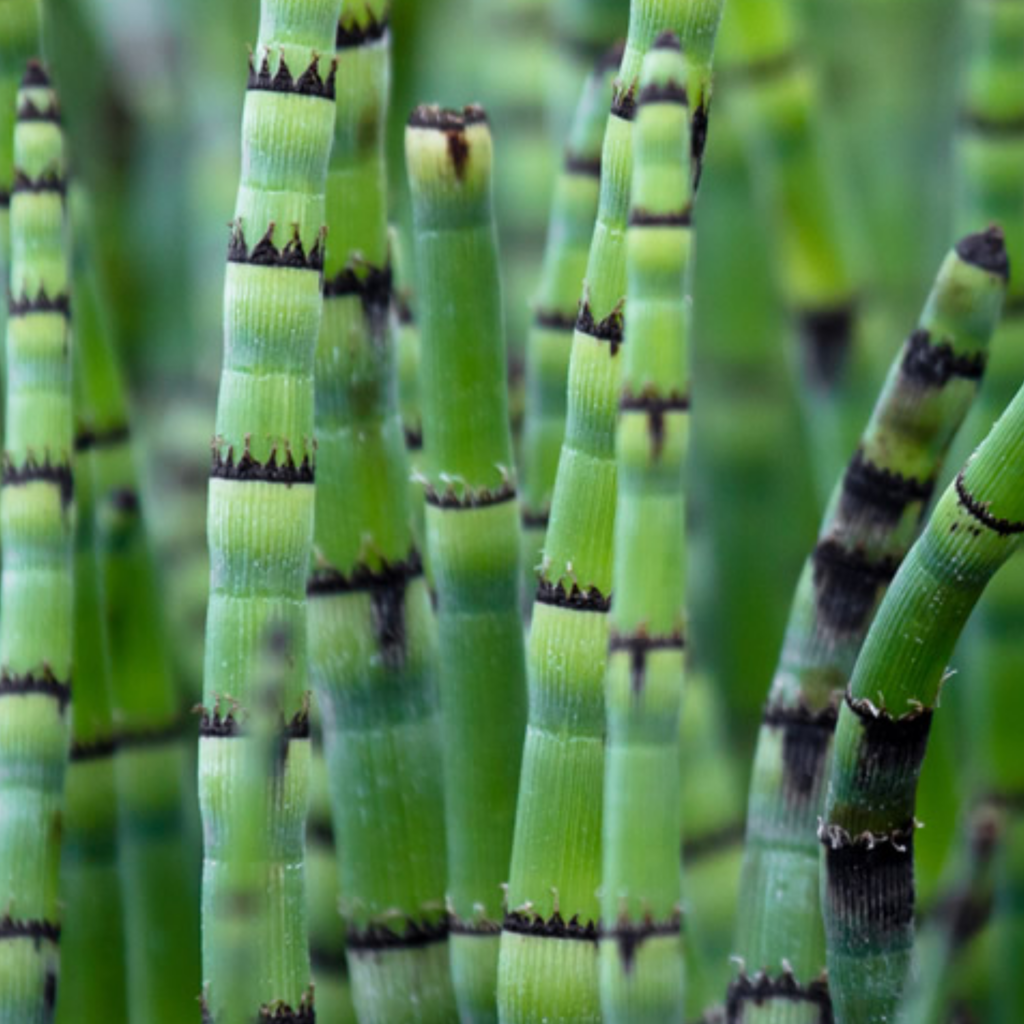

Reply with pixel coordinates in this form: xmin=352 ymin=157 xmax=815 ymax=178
xmin=734 ymin=237 xmax=1006 ymax=1019
xmin=407 ymin=112 xmax=527 ymax=1022
xmin=0 ymin=71 xmax=73 ymax=1024
xmin=823 ymin=378 xmax=1024 ymax=1023
xmin=201 ymin=2 xmax=339 ymax=1020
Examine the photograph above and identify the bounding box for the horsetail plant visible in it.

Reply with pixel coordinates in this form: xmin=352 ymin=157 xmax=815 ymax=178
xmin=520 ymin=47 xmax=620 ymax=608
xmin=953 ymin=0 xmax=1024 ymax=1014
xmin=717 ymin=0 xmax=858 ymax=488
xmin=71 ymin=189 xmax=200 ymax=1023
xmin=308 ymin=6 xmax=456 ymax=1021
xmin=599 ymin=35 xmax=691 ymax=1023
xmin=406 ymin=103 xmax=528 ymax=1022
xmin=500 ymin=3 xmax=723 ymax=1020
xmin=0 ymin=62 xmax=74 ymax=1023
xmin=199 ymin=0 xmax=340 ymax=1018
xmin=729 ymin=229 xmax=1007 ymax=1022
xmin=818 ymin=318 xmax=1024 ymax=1024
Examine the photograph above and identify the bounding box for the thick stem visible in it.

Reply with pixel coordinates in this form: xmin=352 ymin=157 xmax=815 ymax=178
xmin=406 ymin=105 xmax=528 ymax=1022
xmin=199 ymin=2 xmax=340 ymax=1020
xmin=0 ymin=64 xmax=73 ymax=1024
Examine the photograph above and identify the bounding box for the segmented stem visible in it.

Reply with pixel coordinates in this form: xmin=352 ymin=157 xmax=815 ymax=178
xmin=599 ymin=36 xmax=691 ymax=1023
xmin=0 ymin=64 xmax=73 ymax=1024
xmin=406 ymin=105 xmax=528 ymax=1022
xmin=520 ymin=48 xmax=619 ymax=611
xmin=730 ymin=231 xmax=1008 ymax=1023
xmin=199 ymin=2 xmax=340 ymax=1019
xmin=820 ymin=363 xmax=1024 ymax=1023
xmin=309 ymin=6 xmax=456 ymax=1021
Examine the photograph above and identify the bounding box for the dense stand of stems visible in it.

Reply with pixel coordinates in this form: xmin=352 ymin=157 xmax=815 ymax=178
xmin=520 ymin=51 xmax=619 ymax=609
xmin=820 ymin=348 xmax=1024 ymax=1024
xmin=953 ymin=1 xmax=1024 ymax=1017
xmin=499 ymin=3 xmax=724 ymax=1021
xmin=309 ymin=6 xmax=456 ymax=1021
xmin=70 ymin=193 xmax=200 ymax=1022
xmin=406 ymin=105 xmax=527 ymax=1023
xmin=599 ymin=36 xmax=691 ymax=1023
xmin=730 ymin=232 xmax=1007 ymax=1022
xmin=0 ymin=64 xmax=73 ymax=1023
xmin=716 ymin=0 xmax=858 ymax=489
xmin=199 ymin=1 xmax=340 ymax=1019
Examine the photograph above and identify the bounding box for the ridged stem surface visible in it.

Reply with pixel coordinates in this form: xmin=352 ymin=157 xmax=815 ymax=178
xmin=199 ymin=1 xmax=340 ymax=1020
xmin=407 ymin=105 xmax=528 ymax=1023
xmin=821 ymin=368 xmax=1024 ymax=1023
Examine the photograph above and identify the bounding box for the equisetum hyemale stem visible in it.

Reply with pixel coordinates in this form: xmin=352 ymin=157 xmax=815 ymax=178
xmin=406 ymin=104 xmax=528 ymax=1023
xmin=309 ymin=5 xmax=457 ymax=1022
xmin=500 ymin=3 xmax=724 ymax=1021
xmin=520 ymin=47 xmax=620 ymax=611
xmin=0 ymin=63 xmax=74 ymax=1024
xmin=199 ymin=1 xmax=340 ymax=1020
xmin=717 ymin=0 xmax=858 ymax=488
xmin=729 ymin=230 xmax=1007 ymax=1023
xmin=599 ymin=35 xmax=691 ymax=1024
xmin=70 ymin=188 xmax=200 ymax=1023
xmin=954 ymin=0 xmax=1024 ymax=1015
xmin=820 ymin=339 xmax=1024 ymax=1024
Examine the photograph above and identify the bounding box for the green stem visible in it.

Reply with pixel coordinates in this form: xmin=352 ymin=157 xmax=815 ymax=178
xmin=499 ymin=4 xmax=724 ymax=1021
xmin=520 ymin=47 xmax=620 ymax=614
xmin=599 ymin=35 xmax=690 ymax=1023
xmin=309 ymin=7 xmax=456 ymax=1021
xmin=730 ymin=232 xmax=1007 ymax=1023
xmin=199 ymin=1 xmax=340 ymax=1019
xmin=820 ymin=352 xmax=1024 ymax=1022
xmin=0 ymin=63 xmax=73 ymax=1024
xmin=406 ymin=105 xmax=528 ymax=1023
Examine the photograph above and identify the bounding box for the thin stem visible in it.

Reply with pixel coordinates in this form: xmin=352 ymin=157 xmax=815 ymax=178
xmin=599 ymin=35 xmax=691 ymax=1023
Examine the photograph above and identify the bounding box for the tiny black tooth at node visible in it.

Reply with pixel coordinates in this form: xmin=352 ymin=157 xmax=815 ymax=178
xmin=637 ymin=81 xmax=689 ymax=107
xmin=602 ymin=913 xmax=683 ymax=975
xmin=726 ymin=970 xmax=833 ymax=1024
xmin=955 ymin=471 xmax=1024 ymax=536
xmin=337 ymin=10 xmax=390 ymax=48
xmin=423 ymin=478 xmax=516 ymax=510
xmin=955 ymin=226 xmax=1009 ymax=280
xmin=536 ymin=578 xmax=612 ymax=613
xmin=611 ymin=85 xmax=637 ymax=121
xmin=0 ymin=915 xmax=61 ymax=943
xmin=407 ymin=104 xmax=488 ymax=130
xmin=502 ymin=909 xmax=599 ymax=943
xmin=652 ymin=31 xmax=682 ymax=51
